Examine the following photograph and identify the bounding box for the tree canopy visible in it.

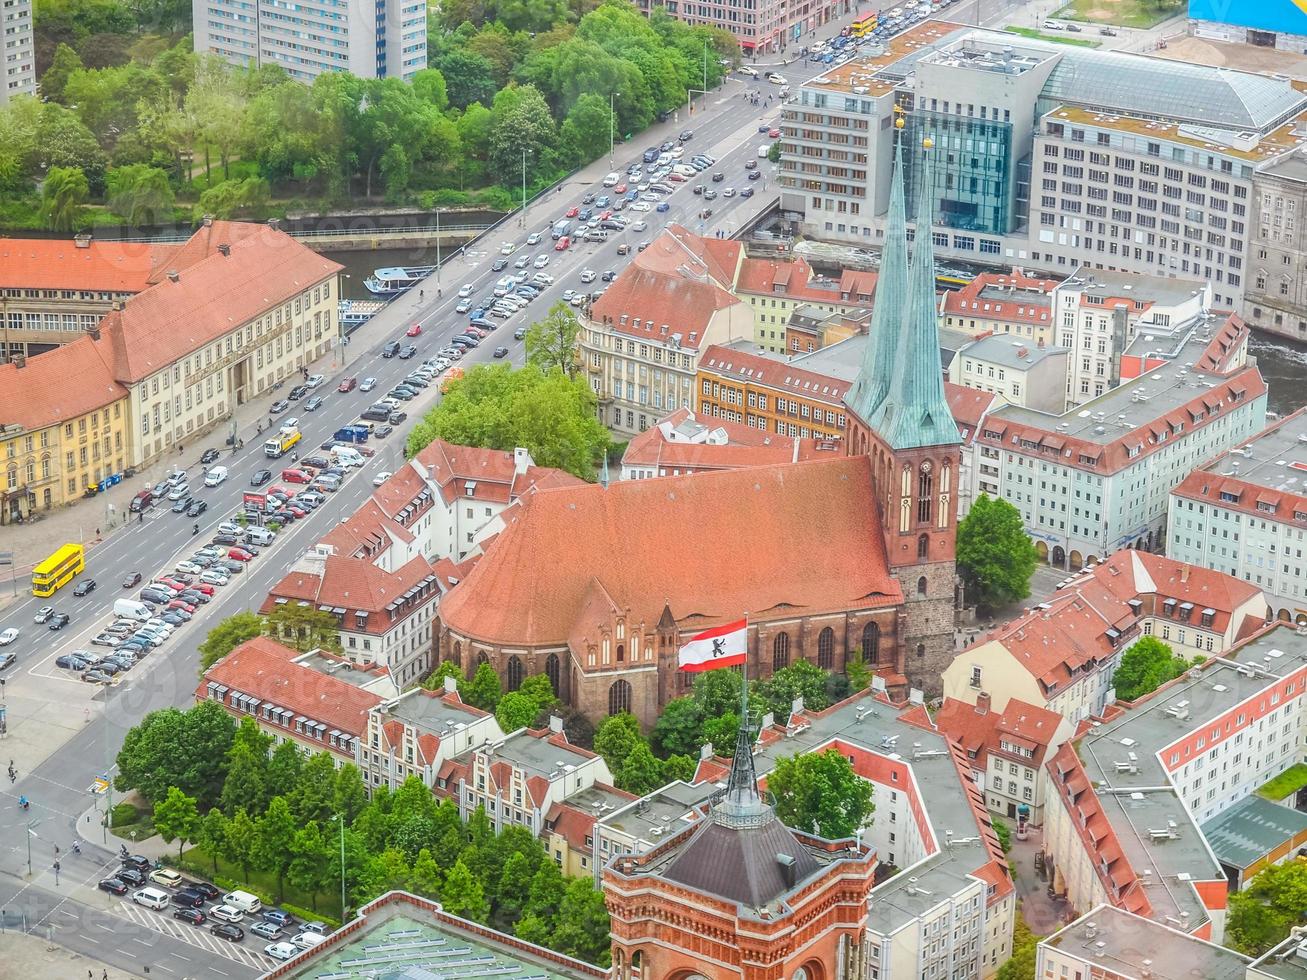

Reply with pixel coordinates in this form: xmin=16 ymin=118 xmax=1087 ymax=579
xmin=1227 ymin=860 xmax=1307 ymax=955
xmin=198 ymin=610 xmax=264 ymax=672
xmin=767 ymin=748 xmax=874 ymax=840
xmin=406 ymin=363 xmax=609 ymax=481
xmin=957 ymin=494 xmax=1039 ymax=613
xmin=1112 ymin=635 xmax=1190 ymax=702
xmin=115 ymin=701 xmax=235 ymax=807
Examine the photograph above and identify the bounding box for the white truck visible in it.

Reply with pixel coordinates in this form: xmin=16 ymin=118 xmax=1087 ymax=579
xmin=114 ymin=598 xmax=154 ymax=622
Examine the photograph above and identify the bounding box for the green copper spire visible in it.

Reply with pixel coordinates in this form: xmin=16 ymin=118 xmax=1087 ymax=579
xmin=844 ymin=134 xmax=908 ymax=425
xmin=868 ymin=137 xmax=960 ymax=452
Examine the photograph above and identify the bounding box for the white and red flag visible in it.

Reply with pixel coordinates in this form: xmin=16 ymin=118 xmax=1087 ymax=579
xmin=678 ymin=618 xmax=748 ymax=672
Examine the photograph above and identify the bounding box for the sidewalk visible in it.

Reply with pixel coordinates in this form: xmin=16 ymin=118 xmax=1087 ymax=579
xmin=0 ymin=930 xmax=141 ymax=980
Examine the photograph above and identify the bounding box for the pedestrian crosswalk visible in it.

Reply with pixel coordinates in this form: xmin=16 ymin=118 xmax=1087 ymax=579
xmin=113 ymin=900 xmax=276 ymax=971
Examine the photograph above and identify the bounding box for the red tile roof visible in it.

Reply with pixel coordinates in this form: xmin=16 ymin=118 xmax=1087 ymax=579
xmin=0 ymin=330 xmax=128 ymax=430
xmin=0 ymin=238 xmax=177 ymax=292
xmin=439 ymin=455 xmax=902 ymax=646
xmin=621 ymin=408 xmax=839 ymax=474
xmin=413 ymin=440 xmax=582 ymax=505
xmin=262 ymin=553 xmax=439 ymax=634
xmin=736 ymin=256 xmax=875 ymax=308
xmin=940 ymin=269 xmax=1058 ymax=327
xmin=98 ymin=221 xmax=341 ymax=383
xmin=936 ymin=696 xmax=1064 ymax=769
xmin=943 ymin=382 xmax=998 ymax=446
xmin=698 ymin=344 xmax=853 ymax=406
xmin=590 ymin=226 xmax=746 ymax=350
xmin=196 ymin=636 xmax=382 ymax=748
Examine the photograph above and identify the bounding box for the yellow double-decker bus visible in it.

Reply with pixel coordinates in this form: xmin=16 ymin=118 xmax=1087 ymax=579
xmin=850 ymin=13 xmax=878 ymax=38
xmin=32 ymin=544 xmax=85 ymax=598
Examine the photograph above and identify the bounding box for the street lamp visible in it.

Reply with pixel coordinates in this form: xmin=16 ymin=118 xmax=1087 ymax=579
xmin=334 ymin=813 xmax=347 ymax=923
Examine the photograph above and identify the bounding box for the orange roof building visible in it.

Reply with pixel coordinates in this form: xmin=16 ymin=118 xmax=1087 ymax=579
xmin=939 ymin=268 xmax=1061 ymax=346
xmin=437 ymin=453 xmax=908 ymax=727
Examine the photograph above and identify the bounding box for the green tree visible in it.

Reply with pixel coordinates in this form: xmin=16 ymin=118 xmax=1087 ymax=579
xmin=756 ymin=660 xmax=830 ymax=718
xmin=411 ymin=68 xmax=449 ymax=112
xmin=195 ymin=807 xmax=229 ymax=878
xmin=957 ymin=494 xmax=1039 ymax=613
xmin=267 ymin=739 xmax=303 ymax=794
xmin=524 ymin=857 xmax=566 ymax=923
xmin=40 ymin=165 xmax=89 ymax=231
xmin=662 ymin=753 xmax=696 ymax=783
xmin=593 ymin=711 xmax=641 ymax=775
xmin=442 ymin=857 xmax=490 ymax=922
xmin=489 ymin=84 xmax=556 ymax=192
xmin=767 ymin=141 xmax=780 ymax=164
xmin=650 ymin=697 xmax=704 ymax=757
xmin=461 ymin=661 xmax=502 ymax=711
xmin=106 ymin=164 xmax=175 ymax=226
xmin=997 ymin=912 xmax=1039 ymax=980
xmin=409 ymin=846 xmax=444 ymax=898
xmin=560 ymin=92 xmax=613 ymax=166
xmin=423 ymin=659 xmax=464 ymax=691
xmin=220 ymin=742 xmax=268 ymax=815
xmin=1112 ymin=635 xmax=1189 ymax=702
xmin=288 ymin=820 xmax=333 ymax=911
xmin=437 ymin=48 xmax=498 ymax=110
xmin=406 ymin=363 xmax=609 ymax=481
xmin=518 ymin=673 xmax=557 ymax=710
xmin=226 ymin=808 xmax=259 ymax=881
xmin=115 ymin=701 xmax=235 ymax=807
xmin=1228 ymin=860 xmax=1307 ymax=955
xmin=362 ymin=847 xmax=413 ymax=897
xmin=40 ymin=43 xmax=84 ymax=103
xmin=192 ymin=176 xmax=270 ymax=221
xmin=550 ymin=877 xmax=611 ymax=965
xmin=291 ymin=751 xmax=339 ymax=825
xmin=496 ymin=691 xmax=540 ymax=731
xmin=846 ymin=649 xmax=873 ymax=692
xmin=494 ymin=850 xmax=534 ymax=927
xmin=264 ymin=602 xmax=342 ymax=653
xmin=515 ymin=913 xmax=552 ymax=947
xmin=768 ymin=748 xmax=874 ymax=839
xmin=333 ymin=763 xmax=369 ymax=824
xmin=617 ymin=740 xmax=665 ymax=795
xmin=198 ymin=611 xmax=264 ymax=673
xmin=254 ymin=796 xmax=298 ymax=900
xmin=701 ymin=711 xmax=740 ymax=753
xmin=152 ymin=786 xmax=200 ymax=863
xmin=524 ymin=302 xmax=581 ymax=378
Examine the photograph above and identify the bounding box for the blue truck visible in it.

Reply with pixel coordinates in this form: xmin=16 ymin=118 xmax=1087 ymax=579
xmin=333 ymin=424 xmax=370 ymax=444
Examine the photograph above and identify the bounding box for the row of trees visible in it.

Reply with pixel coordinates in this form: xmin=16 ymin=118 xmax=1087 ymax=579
xmin=118 ymin=703 xmax=612 ymax=963
xmin=197 ymin=604 xmax=343 ymax=673
xmin=4 ymin=0 xmax=739 ymax=228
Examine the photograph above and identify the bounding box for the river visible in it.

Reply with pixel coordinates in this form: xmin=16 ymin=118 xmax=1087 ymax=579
xmin=1249 ymin=333 xmax=1307 ymax=420
xmin=323 ymin=246 xmax=446 ymax=300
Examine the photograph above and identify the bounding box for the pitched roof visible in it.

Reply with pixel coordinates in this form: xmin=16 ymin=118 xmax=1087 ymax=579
xmin=699 ymin=344 xmax=853 ymax=406
xmin=263 ymin=553 xmax=439 ymax=633
xmin=936 ymin=696 xmax=1064 ymax=766
xmin=197 ymin=636 xmax=383 ymax=742
xmin=943 ymin=381 xmax=997 ymax=446
xmin=940 ymin=269 xmax=1058 ymax=326
xmin=439 ymin=455 xmax=902 ymax=646
xmin=736 ymin=256 xmax=874 ymax=307
xmin=98 ymin=221 xmax=341 ymax=383
xmin=0 ymin=238 xmax=177 ymax=292
xmin=589 ymin=226 xmax=744 ymax=350
xmin=0 ymin=330 xmax=128 ymax=430
xmin=660 ymin=813 xmax=824 ymax=907
xmin=621 ymin=409 xmax=838 ymax=473
xmin=413 ymin=440 xmax=583 ymax=505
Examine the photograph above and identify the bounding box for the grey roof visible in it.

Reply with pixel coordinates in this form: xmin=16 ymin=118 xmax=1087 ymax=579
xmin=385 ymin=687 xmax=486 ymax=731
xmin=1043 ymin=48 xmax=1307 ymax=131
xmin=1249 ymin=933 xmax=1307 ymax=980
xmin=1064 ymin=266 xmax=1209 ymax=310
xmin=1201 ymin=795 xmax=1307 ymax=872
xmin=598 ymin=780 xmax=718 ymax=847
xmin=957 ymin=334 xmax=1068 ymax=370
xmin=1042 ymin=905 xmax=1250 ymax=980
xmin=1259 ymin=151 xmax=1307 ymax=185
xmin=1190 ymin=406 xmax=1307 ymax=494
xmin=660 ymin=814 xmax=825 ymax=907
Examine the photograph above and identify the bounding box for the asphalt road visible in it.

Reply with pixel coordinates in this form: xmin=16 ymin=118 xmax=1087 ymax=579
xmin=0 ymin=76 xmax=783 ymax=975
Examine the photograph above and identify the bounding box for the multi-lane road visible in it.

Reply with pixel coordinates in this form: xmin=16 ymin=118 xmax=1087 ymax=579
xmin=0 ymin=74 xmax=785 ymax=977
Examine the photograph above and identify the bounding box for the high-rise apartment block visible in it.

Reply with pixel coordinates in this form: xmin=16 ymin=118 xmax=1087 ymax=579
xmin=193 ymin=0 xmax=426 ymax=82
xmin=780 ymin=21 xmax=1307 ymax=310
xmin=1 ymin=0 xmax=34 ymax=103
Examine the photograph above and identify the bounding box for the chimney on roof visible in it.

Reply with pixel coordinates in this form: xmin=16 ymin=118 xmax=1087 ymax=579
xmin=202 ymin=215 xmax=213 ymax=227
xmin=87 ymin=324 xmax=100 ymax=341
xmin=513 ymin=447 xmax=531 ymax=476
xmin=976 ymin=691 xmax=991 ymax=715
xmin=73 ymin=234 xmax=91 ymax=249
xmin=549 ymin=714 xmax=565 ymax=735
xmin=1180 ymin=563 xmax=1189 ymax=583
xmin=166 ymin=270 xmax=180 ymax=283
xmin=13 ymin=354 xmax=26 ymax=370
xmin=218 ymin=243 xmax=231 ymax=257
xmin=777 ymin=853 xmax=797 ymax=889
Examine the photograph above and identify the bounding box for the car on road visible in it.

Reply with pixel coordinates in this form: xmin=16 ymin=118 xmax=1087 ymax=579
xmin=616 ymin=243 xmax=631 ymax=255
xmin=579 ymin=269 xmax=597 ymax=283
xmin=1042 ymin=19 xmax=1063 ymax=29
xmin=337 ymin=376 xmax=357 ymax=393
xmin=703 ymin=188 xmax=718 ymax=200
xmin=455 ymin=299 xmax=471 ymax=313
xmin=491 ymin=257 xmax=508 ymax=272
xmin=359 ymin=377 xmax=377 ymax=392
xmin=250 ymin=468 xmax=273 ymax=487
xmin=270 ymin=399 xmax=290 ymax=413
xmin=48 ymin=613 xmax=71 ymax=631
xmin=748 ymin=170 xmax=761 ymax=182
xmin=34 ymin=606 xmax=54 ymax=623
xmin=656 ymin=201 xmax=670 ymax=212
xmin=768 ymin=127 xmax=780 ymax=138
xmin=305 ymin=374 xmax=324 ymax=389
xmin=211 ymin=923 xmax=245 ymax=942
xmin=170 ymin=497 xmax=190 ymax=513
xmin=0 ymin=651 xmax=16 ymax=671
xmin=99 ymin=877 xmax=129 ymax=895
xmin=527 ymin=231 xmax=542 ymax=246
xmin=741 ymin=187 xmax=755 ymax=198
xmin=406 ymin=322 xmax=423 ymax=336
xmin=305 ymin=396 xmax=324 ymax=412
xmin=533 ymin=254 xmax=551 ymax=269
xmin=265 ymin=941 xmax=299 ymax=961
xmin=210 ymin=904 xmax=244 ymax=924
xmin=174 ymin=909 xmax=206 ymax=926
xmin=200 ymin=447 xmax=221 ymax=465
xmin=723 ymin=187 xmax=736 ymax=198
xmin=381 ymin=341 xmax=401 ymax=358
xmin=711 ymin=171 xmax=725 ymax=182
xmin=150 ymin=868 xmax=184 ymax=888
xmin=121 ymin=572 xmax=142 ymax=589
xmin=398 ymin=345 xmax=417 ymax=359
xmin=555 ymin=236 xmax=571 ymax=250
xmin=116 ymin=867 xmax=147 ymax=887
xmin=186 ymin=499 xmax=208 ymax=518
xmin=0 ymin=628 xmax=18 ymax=645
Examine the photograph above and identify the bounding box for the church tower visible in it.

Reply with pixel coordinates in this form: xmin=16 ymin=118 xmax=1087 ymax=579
xmin=845 ymin=120 xmax=961 ymax=695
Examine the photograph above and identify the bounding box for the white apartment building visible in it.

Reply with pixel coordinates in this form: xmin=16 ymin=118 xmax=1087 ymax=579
xmin=1053 ymin=267 xmax=1212 ymax=405
xmin=1169 ymin=407 xmax=1307 ymax=624
xmin=1 ymin=0 xmax=34 ymax=103
xmin=947 ymin=334 xmax=1069 ymax=413
xmin=943 ymin=549 xmax=1266 ymax=728
xmin=779 ymin=23 xmax=1307 ymax=309
xmin=583 ymin=225 xmax=754 ymax=437
xmin=193 ymin=0 xmax=426 ymax=82
xmin=966 ymin=316 xmax=1266 ymax=569
xmin=1042 ymin=627 xmax=1307 ymax=939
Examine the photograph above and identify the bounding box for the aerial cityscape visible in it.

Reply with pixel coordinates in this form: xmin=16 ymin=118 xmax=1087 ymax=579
xmin=3 ymin=0 xmax=1307 ymax=978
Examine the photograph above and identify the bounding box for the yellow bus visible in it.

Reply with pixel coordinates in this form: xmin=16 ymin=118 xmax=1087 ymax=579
xmin=850 ymin=13 xmax=877 ymax=38
xmin=32 ymin=544 xmax=85 ymax=598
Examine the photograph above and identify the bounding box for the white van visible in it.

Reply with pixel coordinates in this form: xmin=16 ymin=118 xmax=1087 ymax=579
xmin=293 ymin=931 xmax=325 ymax=951
xmin=132 ymin=887 xmax=171 ymax=910
xmin=204 ymin=466 xmax=228 ymax=487
xmin=602 ymin=171 xmax=620 ymax=187
xmin=223 ymin=889 xmax=263 ymax=915
xmin=245 ymin=526 xmax=276 ymax=546
xmin=331 ymin=446 xmax=364 ymax=468
xmin=114 ymin=599 xmax=153 ymax=622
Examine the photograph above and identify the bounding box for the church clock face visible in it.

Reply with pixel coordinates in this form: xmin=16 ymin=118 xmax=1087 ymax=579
xmin=920 ymin=460 xmax=932 ymax=474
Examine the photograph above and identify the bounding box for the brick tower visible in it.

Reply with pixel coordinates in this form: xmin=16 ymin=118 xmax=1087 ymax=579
xmin=603 ymin=673 xmax=877 ymax=980
xmin=844 ymin=126 xmax=961 ymax=695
